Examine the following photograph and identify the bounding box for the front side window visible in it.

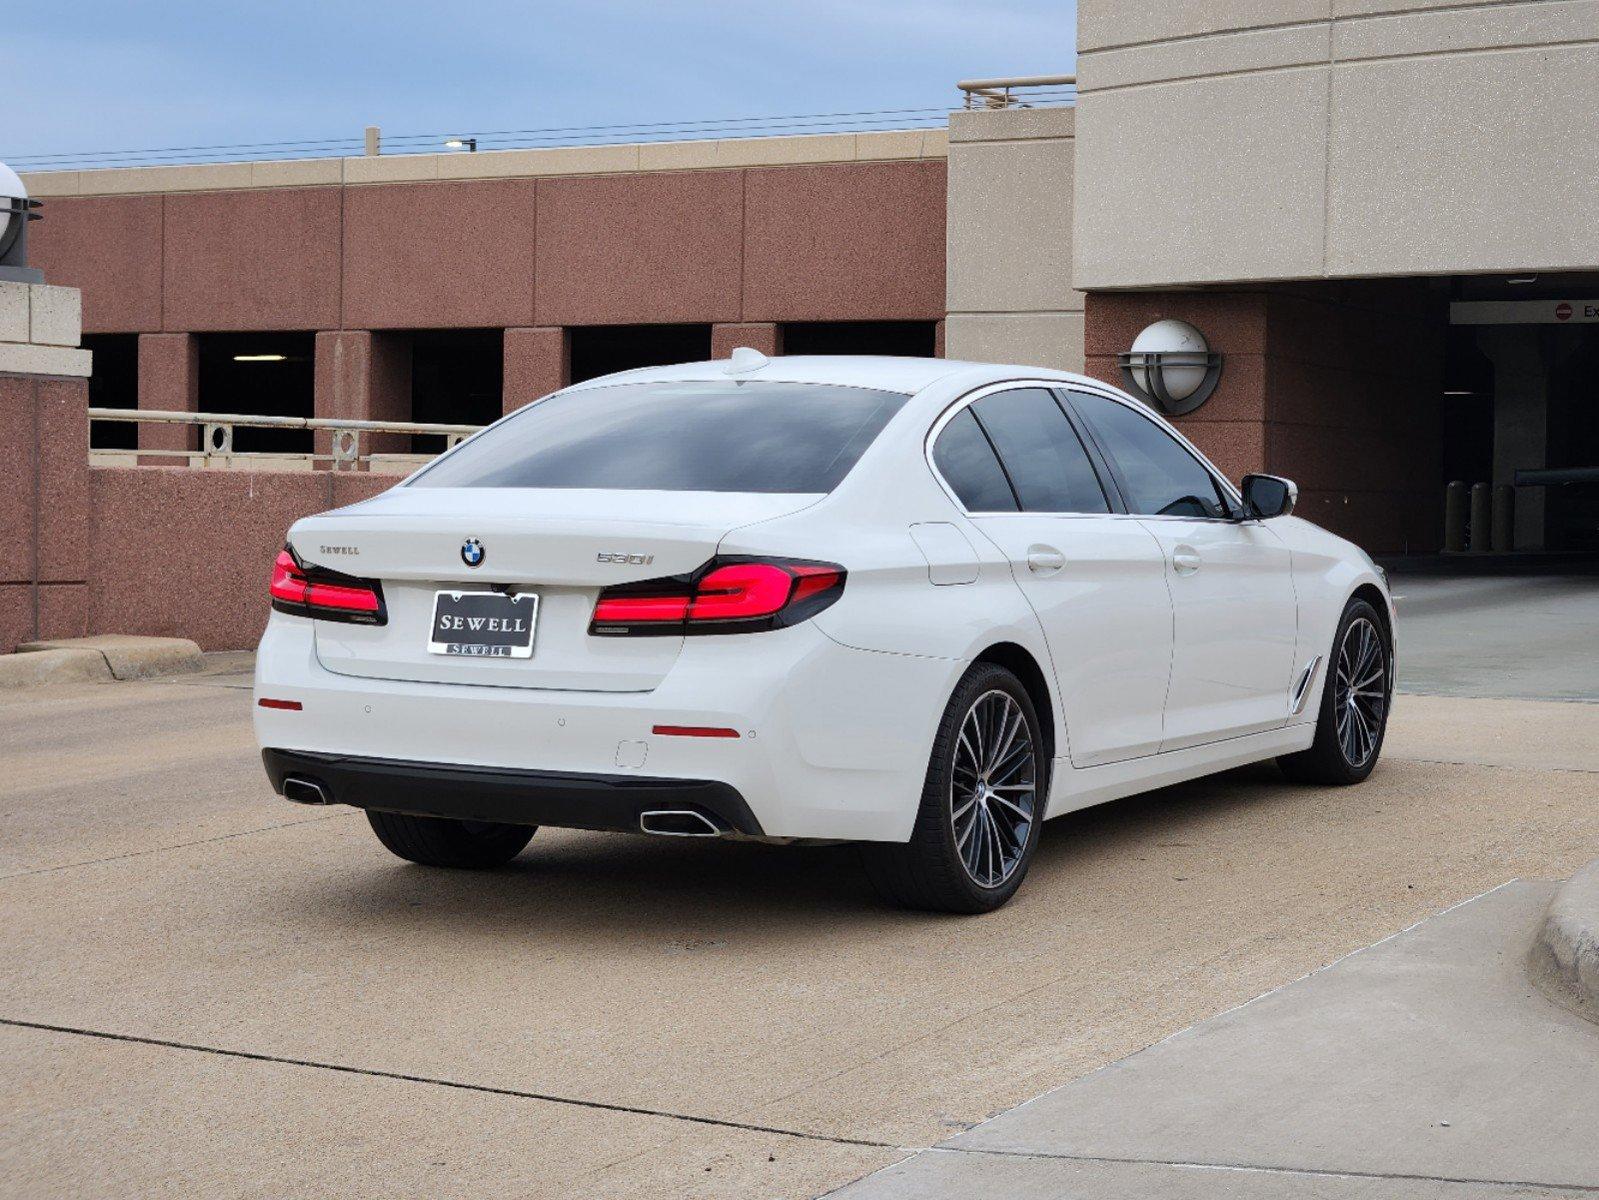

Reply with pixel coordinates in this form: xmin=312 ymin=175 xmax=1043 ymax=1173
xmin=1070 ymin=391 xmax=1234 ymax=519
xmin=968 ymin=388 xmax=1109 ymax=514
xmin=410 ymin=380 xmax=909 ymax=493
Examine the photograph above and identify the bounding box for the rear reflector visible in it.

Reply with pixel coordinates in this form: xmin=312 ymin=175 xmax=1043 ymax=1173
xmin=591 ymin=557 xmax=845 ymax=637
xmin=257 ymin=698 xmax=303 ymax=711
xmin=270 ymin=548 xmax=387 ymax=626
xmin=652 ymin=724 xmax=741 ymax=738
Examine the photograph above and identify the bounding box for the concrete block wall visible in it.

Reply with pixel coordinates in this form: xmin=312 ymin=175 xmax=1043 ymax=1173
xmin=1 ymin=281 xmax=92 ymax=650
xmin=1073 ymin=0 xmax=1599 ymax=288
xmin=24 ymin=131 xmax=951 ymax=424
xmin=944 ymin=107 xmax=1082 ymax=371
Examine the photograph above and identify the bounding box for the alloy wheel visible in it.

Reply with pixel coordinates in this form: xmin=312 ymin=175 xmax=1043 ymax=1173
xmin=1333 ymin=616 xmax=1388 ymax=768
xmin=951 ymin=689 xmax=1037 ymax=888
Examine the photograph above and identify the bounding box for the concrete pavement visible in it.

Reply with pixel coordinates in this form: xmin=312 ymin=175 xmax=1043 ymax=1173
xmin=833 ymin=882 xmax=1599 ymax=1198
xmin=2 ymin=660 xmax=1597 ymax=1197
xmin=1392 ymin=573 xmax=1599 ymax=701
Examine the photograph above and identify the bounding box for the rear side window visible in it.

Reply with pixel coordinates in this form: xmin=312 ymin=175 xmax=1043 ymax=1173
xmin=969 ymin=388 xmax=1109 ymax=514
xmin=1069 ymin=391 xmax=1234 ymax=519
xmin=932 ymin=409 xmax=1018 ymax=512
xmin=411 ymin=380 xmax=909 ymax=493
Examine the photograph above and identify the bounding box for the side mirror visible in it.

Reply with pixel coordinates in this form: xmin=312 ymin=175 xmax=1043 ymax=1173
xmin=1241 ymin=473 xmax=1297 ymax=520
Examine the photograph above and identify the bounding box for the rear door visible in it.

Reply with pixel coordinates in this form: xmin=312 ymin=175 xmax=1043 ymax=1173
xmin=934 ymin=385 xmax=1174 ymax=767
xmin=1064 ymin=388 xmax=1299 ymax=750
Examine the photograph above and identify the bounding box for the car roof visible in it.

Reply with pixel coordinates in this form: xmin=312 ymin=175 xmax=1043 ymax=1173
xmin=560 ymin=354 xmax=1094 ymax=397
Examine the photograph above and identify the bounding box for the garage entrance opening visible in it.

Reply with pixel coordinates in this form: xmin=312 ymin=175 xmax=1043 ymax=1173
xmin=569 ymin=325 xmax=712 ymax=385
xmin=82 ymin=333 xmax=138 ymax=450
xmin=781 ymin=321 xmax=937 ymax=357
xmin=410 ymin=329 xmax=503 ymax=453
xmin=1449 ymin=274 xmax=1599 ymax=554
xmin=197 ymin=332 xmax=315 ymax=455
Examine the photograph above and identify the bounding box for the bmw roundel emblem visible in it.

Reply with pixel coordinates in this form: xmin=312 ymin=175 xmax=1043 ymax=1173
xmin=460 ymin=537 xmax=485 ymax=568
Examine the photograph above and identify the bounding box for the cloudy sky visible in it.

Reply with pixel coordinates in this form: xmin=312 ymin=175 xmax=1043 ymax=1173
xmin=6 ymin=2 xmax=1075 ymax=168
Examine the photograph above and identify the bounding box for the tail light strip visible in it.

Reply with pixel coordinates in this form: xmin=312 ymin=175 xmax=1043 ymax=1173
xmin=591 ymin=557 xmax=846 ymax=637
xmin=270 ymin=548 xmax=388 ymax=626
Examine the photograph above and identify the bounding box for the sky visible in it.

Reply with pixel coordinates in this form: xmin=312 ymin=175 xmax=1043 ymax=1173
xmin=5 ymin=2 xmax=1075 ymax=168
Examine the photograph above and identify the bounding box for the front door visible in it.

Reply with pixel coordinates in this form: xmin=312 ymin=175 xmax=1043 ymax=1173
xmin=1065 ymin=388 xmax=1299 ymax=749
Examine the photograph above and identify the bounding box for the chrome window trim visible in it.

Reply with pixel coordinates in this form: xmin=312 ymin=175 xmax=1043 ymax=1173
xmin=924 ymin=379 xmax=1120 ymax=519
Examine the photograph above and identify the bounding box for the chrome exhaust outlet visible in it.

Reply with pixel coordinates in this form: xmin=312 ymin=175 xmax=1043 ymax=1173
xmin=639 ymin=809 xmax=725 ymax=837
xmin=282 ymin=777 xmax=332 ymax=806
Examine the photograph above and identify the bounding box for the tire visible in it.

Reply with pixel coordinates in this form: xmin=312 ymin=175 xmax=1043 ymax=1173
xmin=365 ymin=810 xmax=535 ymax=868
xmin=861 ymin=662 xmax=1047 ymax=914
xmin=1277 ymin=597 xmax=1392 ymax=786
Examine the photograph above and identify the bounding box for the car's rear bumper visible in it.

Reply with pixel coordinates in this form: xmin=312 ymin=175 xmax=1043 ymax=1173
xmin=262 ymin=747 xmax=763 ymax=835
xmin=253 ymin=613 xmax=963 ymax=841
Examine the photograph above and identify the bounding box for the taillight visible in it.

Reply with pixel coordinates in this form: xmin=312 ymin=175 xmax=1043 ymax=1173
xmin=270 ymin=548 xmax=387 ymax=625
xmin=590 ymin=557 xmax=845 ymax=637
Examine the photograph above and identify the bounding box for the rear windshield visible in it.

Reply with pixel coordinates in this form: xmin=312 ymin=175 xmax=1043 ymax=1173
xmin=409 ymin=380 xmax=910 ymax=493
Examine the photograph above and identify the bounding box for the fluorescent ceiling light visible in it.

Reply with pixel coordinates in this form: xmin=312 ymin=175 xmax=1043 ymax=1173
xmin=1507 ymin=275 xmax=1538 ymax=284
xmin=234 ymin=353 xmax=287 ymax=362
xmin=1443 ymin=389 xmax=1473 ymax=396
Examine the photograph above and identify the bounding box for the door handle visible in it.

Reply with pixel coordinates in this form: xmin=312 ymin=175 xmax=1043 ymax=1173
xmin=1172 ymin=546 xmax=1202 ymax=575
xmin=1026 ymin=545 xmax=1066 ymax=575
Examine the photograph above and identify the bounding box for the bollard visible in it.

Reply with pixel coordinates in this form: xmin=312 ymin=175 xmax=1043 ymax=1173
xmin=1443 ymin=480 xmax=1468 ymax=552
xmin=1468 ymin=482 xmax=1492 ymax=553
xmin=1491 ymin=484 xmax=1515 ymax=553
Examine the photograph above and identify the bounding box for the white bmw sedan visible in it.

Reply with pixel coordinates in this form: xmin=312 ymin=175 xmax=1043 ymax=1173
xmin=255 ymin=354 xmax=1394 ymax=912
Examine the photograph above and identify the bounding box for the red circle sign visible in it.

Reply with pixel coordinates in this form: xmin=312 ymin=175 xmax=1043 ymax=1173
xmin=1556 ymin=302 xmax=1573 ymax=320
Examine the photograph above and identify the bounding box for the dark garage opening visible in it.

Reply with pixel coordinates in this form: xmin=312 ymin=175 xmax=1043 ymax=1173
xmin=410 ymin=329 xmax=503 ymax=453
xmin=780 ymin=321 xmax=937 ymax=357
xmin=82 ymin=333 xmax=138 ymax=450
xmin=569 ymin=324 xmax=712 ymax=385
xmin=196 ymin=332 xmax=315 ymax=455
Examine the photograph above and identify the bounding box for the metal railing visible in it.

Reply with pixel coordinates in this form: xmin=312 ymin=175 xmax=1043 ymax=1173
xmin=86 ymin=408 xmax=483 ymax=474
xmin=957 ymin=74 xmax=1077 ymax=109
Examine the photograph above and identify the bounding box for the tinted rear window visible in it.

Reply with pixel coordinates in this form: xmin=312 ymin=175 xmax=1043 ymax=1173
xmin=410 ymin=380 xmax=909 ymax=493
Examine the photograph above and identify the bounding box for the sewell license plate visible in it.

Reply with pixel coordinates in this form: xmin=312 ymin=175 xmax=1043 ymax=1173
xmin=428 ymin=590 xmax=538 ymax=658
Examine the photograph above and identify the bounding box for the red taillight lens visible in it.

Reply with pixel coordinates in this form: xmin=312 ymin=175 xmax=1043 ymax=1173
xmin=590 ymin=558 xmax=845 ymax=637
xmin=270 ymin=548 xmax=385 ymax=624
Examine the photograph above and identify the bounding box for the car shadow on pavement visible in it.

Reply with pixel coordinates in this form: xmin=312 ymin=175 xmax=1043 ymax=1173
xmin=270 ymin=761 xmax=1299 ymax=941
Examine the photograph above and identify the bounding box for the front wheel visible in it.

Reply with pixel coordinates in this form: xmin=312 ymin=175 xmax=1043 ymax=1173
xmin=861 ymin=662 xmax=1046 ymax=913
xmin=366 ymin=810 xmax=535 ymax=868
xmin=1278 ymin=597 xmax=1392 ymax=786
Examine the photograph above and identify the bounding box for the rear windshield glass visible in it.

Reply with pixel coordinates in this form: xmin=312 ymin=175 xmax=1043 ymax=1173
xmin=410 ymin=380 xmax=910 ymax=493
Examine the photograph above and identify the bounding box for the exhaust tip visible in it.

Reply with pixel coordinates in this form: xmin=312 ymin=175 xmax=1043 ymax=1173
xmin=282 ymin=777 xmax=332 ymax=806
xmin=639 ymin=809 xmax=725 ymax=838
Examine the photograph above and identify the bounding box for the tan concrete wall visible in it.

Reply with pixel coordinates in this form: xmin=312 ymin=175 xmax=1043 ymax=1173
xmin=1074 ymin=0 xmax=1599 ymax=288
xmin=944 ymin=106 xmax=1082 ymax=370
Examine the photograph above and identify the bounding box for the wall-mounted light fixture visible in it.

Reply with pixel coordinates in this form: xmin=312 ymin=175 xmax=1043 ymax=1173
xmin=444 ymin=137 xmax=478 ymax=152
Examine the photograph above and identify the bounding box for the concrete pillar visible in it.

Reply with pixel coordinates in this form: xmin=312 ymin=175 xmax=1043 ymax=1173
xmin=136 ymin=332 xmax=199 ymax=459
xmin=313 ymin=330 xmax=412 ymax=463
xmin=0 ymin=281 xmax=91 ymax=649
xmin=934 ymin=318 xmax=946 ymax=359
xmin=1478 ymin=326 xmax=1547 ymax=551
xmin=711 ymin=322 xmax=781 ymax=359
xmin=503 ymin=327 xmax=569 ymax=415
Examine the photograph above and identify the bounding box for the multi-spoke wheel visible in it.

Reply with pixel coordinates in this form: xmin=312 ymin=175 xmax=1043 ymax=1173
xmin=951 ymin=690 xmax=1037 ymax=889
xmin=861 ymin=662 xmax=1046 ymax=913
xmin=1279 ymin=597 xmax=1392 ymax=785
xmin=1333 ymin=616 xmax=1387 ymax=769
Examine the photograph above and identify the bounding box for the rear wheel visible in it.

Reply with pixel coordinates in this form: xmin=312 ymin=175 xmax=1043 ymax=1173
xmin=365 ymin=810 xmax=535 ymax=868
xmin=861 ymin=662 xmax=1045 ymax=914
xmin=1278 ymin=597 xmax=1392 ymax=785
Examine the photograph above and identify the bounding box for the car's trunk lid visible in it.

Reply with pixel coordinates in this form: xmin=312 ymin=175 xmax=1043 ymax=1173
xmin=294 ymin=487 xmax=819 ymax=691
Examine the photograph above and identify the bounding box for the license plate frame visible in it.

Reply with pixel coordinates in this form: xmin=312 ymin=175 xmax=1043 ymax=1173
xmin=427 ymin=590 xmax=539 ymax=659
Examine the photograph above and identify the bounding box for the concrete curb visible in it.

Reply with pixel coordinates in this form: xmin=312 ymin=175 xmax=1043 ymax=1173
xmin=14 ymin=635 xmax=206 ymax=682
xmin=1529 ymin=857 xmax=1599 ymax=1024
xmin=0 ymin=647 xmax=113 ymax=688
